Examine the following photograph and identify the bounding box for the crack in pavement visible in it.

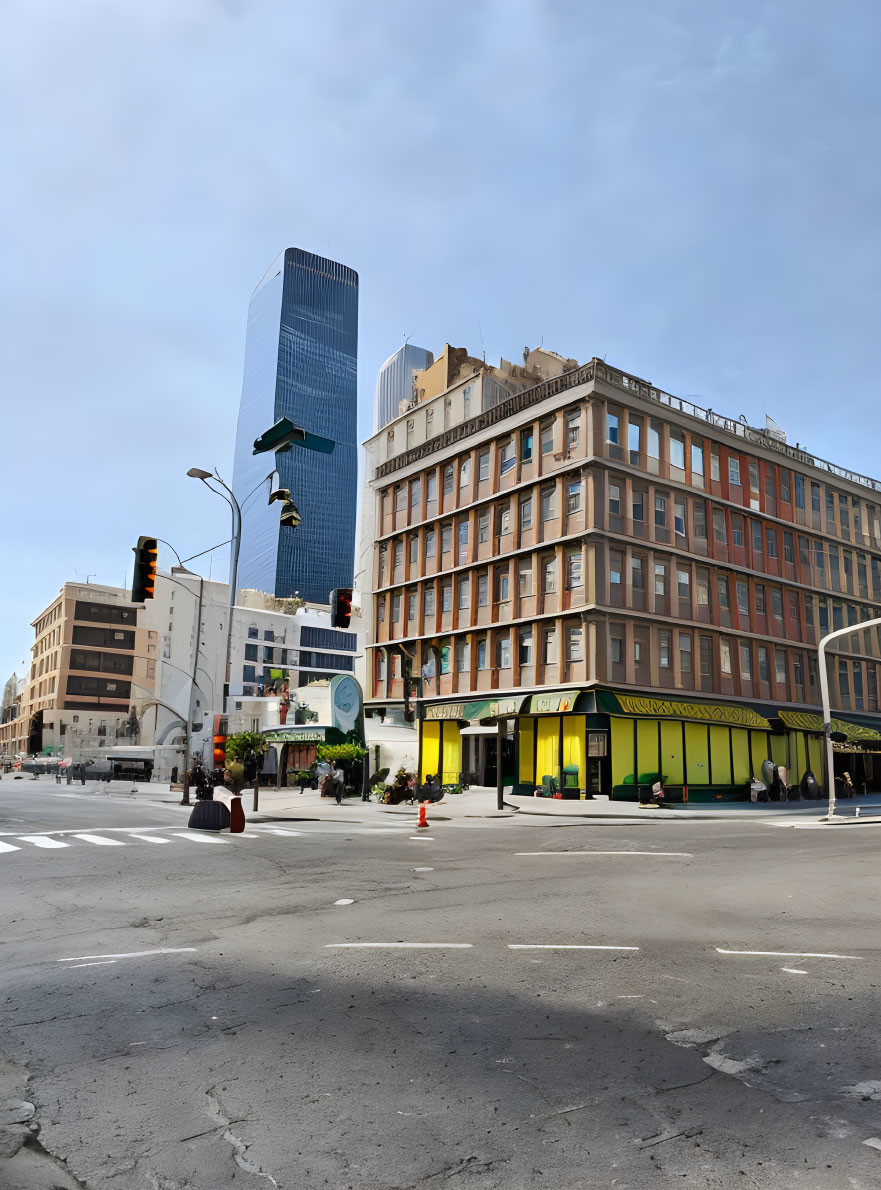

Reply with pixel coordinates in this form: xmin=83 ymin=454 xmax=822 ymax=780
xmin=204 ymin=1087 xmax=280 ymax=1187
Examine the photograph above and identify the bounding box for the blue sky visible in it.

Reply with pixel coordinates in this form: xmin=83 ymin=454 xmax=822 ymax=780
xmin=2 ymin=0 xmax=880 ymax=681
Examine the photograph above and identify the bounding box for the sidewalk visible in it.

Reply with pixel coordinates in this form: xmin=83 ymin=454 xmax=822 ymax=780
xmin=51 ymin=777 xmax=881 ymax=826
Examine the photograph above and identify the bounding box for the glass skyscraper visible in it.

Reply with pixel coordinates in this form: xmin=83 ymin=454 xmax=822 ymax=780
xmin=374 ymin=342 xmax=434 ymax=430
xmin=231 ymin=248 xmax=358 ymax=604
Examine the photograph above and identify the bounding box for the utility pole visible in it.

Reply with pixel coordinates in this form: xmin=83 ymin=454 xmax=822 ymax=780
xmin=818 ymin=617 xmax=881 ymax=819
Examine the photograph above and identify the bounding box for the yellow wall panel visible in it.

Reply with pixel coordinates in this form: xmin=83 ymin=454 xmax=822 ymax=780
xmin=421 ymin=723 xmax=440 ymax=782
xmin=770 ymin=734 xmax=788 ymax=771
xmin=731 ymin=728 xmax=751 ymax=784
xmin=685 ymin=723 xmax=710 ymax=785
xmin=536 ymin=716 xmax=561 ymax=784
xmin=519 ymin=718 xmax=535 ymax=784
xmin=636 ymin=719 xmax=659 ymax=782
xmin=807 ymin=735 xmax=824 ymax=787
xmin=562 ymin=715 xmax=586 ymax=787
xmin=751 ymin=731 xmax=770 ymax=780
xmin=441 ymin=723 xmax=461 ymax=785
xmin=611 ymin=717 xmax=634 ymax=786
xmin=660 ymin=720 xmax=684 ymax=784
xmin=708 ymin=725 xmax=731 ymax=786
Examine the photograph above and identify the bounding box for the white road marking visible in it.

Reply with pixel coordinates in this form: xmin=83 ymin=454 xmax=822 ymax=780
xmin=411 ymin=867 xmax=434 ymax=872
xmin=66 ymin=961 xmax=118 ymax=969
xmin=0 ymin=840 xmax=21 ymax=853
xmin=170 ymin=832 xmax=227 ymax=844
xmin=129 ymin=835 xmax=172 ymax=844
xmin=239 ymin=833 xmax=261 ymax=838
xmin=409 ymin=836 xmax=434 ymax=840
xmin=72 ymin=833 xmax=125 ymax=846
xmin=257 ymin=828 xmax=303 ymax=836
xmin=514 ymin=851 xmax=692 ymax=857
xmin=862 ymin=1137 xmax=881 ymax=1152
xmin=508 ymin=944 xmax=640 ymax=952
xmin=334 ymin=899 xmax=355 ymax=906
xmin=19 ymin=835 xmax=69 ymax=848
xmin=716 ymin=948 xmax=861 ymax=960
xmin=58 ymin=947 xmax=197 ymax=962
xmin=325 ymin=942 xmax=472 ymax=949
xmin=781 ymin=967 xmax=809 ymax=975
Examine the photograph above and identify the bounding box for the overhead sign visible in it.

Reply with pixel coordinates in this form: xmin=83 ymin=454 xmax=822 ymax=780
xmin=263 ymin=727 xmax=326 ymax=743
xmin=529 ymin=691 xmax=579 ymax=714
xmin=779 ymin=710 xmax=881 ymax=742
xmin=597 ymin=689 xmax=770 ymax=730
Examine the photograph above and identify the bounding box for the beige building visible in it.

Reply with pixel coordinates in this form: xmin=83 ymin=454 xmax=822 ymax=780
xmin=0 ymin=582 xmax=156 ymax=762
xmin=362 ymin=348 xmax=881 ymax=802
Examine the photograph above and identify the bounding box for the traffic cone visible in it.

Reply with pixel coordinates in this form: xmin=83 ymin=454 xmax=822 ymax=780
xmin=416 ymin=802 xmax=428 ymax=828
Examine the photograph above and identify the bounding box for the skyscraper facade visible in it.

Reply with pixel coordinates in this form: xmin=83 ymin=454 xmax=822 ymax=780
xmin=374 ymin=342 xmax=434 ymax=431
xmin=231 ymin=248 xmax=359 ymax=604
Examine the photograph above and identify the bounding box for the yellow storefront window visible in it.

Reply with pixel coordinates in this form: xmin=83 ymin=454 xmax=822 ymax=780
xmin=636 ymin=719 xmax=659 ymax=782
xmin=536 ymin=716 xmax=561 ymax=784
xmin=807 ymin=734 xmax=824 ymax=784
xmin=610 ymin=717 xmax=634 ymax=786
xmin=731 ymin=728 xmax=751 ymax=784
xmin=708 ymin=725 xmax=731 ymax=786
xmin=660 ymin=720 xmax=684 ymax=784
xmin=751 ymin=731 xmax=770 ymax=781
xmin=770 ymin=734 xmax=788 ymax=772
xmin=685 ymin=722 xmax=710 ymax=785
xmin=562 ymin=715 xmax=586 ymax=788
xmin=421 ymin=722 xmax=440 ymax=783
xmin=441 ymin=722 xmax=461 ymax=785
xmin=519 ymin=717 xmax=535 ymax=785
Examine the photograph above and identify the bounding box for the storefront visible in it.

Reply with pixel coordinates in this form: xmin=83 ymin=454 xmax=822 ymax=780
xmin=417 ymin=687 xmax=881 ymax=802
xmin=262 ymin=725 xmax=346 ymax=787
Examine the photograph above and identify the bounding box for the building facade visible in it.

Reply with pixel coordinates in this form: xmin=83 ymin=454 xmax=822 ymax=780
xmin=0 ymin=583 xmax=155 ymax=763
xmin=363 ymin=352 xmax=881 ymax=800
xmin=230 ymin=247 xmax=359 ymax=605
xmin=374 ymin=342 xmax=434 ymax=431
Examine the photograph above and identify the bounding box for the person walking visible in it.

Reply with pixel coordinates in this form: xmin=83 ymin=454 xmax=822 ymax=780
xmin=332 ymin=764 xmax=345 ymax=805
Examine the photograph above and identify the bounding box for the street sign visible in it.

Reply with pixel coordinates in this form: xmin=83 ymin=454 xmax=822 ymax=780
xmin=253 ymin=417 xmax=335 ymax=456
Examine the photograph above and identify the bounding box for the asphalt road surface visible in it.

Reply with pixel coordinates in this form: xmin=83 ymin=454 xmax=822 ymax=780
xmin=1 ymin=779 xmax=880 ymax=1189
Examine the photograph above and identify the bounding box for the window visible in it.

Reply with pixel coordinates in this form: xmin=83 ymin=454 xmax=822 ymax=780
xmin=648 ymin=420 xmax=661 ymax=461
xmin=679 ymin=633 xmax=692 ymax=673
xmin=458 ymin=519 xmax=469 ymax=552
xmin=669 ymin=431 xmax=685 ymax=470
xmin=736 ymin=581 xmax=749 ymax=616
xmin=497 ymin=635 xmax=511 ymax=669
xmin=610 ymin=636 xmax=623 ymax=665
xmin=441 ymin=523 xmax=453 ymax=553
xmin=477 ymin=572 xmax=489 ymax=606
xmin=755 ymin=584 xmax=766 ymax=615
xmin=710 ymin=447 xmax=721 ymax=482
xmin=691 ymin=440 xmax=704 ymax=481
xmin=497 ymin=570 xmax=510 ymax=602
xmin=457 ymin=578 xmax=469 ymax=609
xmin=713 ymin=508 xmax=726 ymax=543
xmin=674 ymin=497 xmax=686 ymax=537
xmin=410 ymin=478 xmax=420 ymax=508
xmin=441 ymin=583 xmax=452 ymax=612
xmin=610 ymin=552 xmax=623 ymax=588
xmin=720 ymin=639 xmax=732 ymax=674
xmin=781 ymin=472 xmax=791 ymax=503
xmin=731 ymin=515 xmax=743 ymax=547
xmin=718 ymin=575 xmax=730 ymax=609
xmin=392 ymin=594 xmax=401 ymax=623
xmin=478 ymin=449 xmax=490 ymax=482
xmin=775 ymin=651 xmax=786 ymax=687
xmin=519 ymin=495 xmax=533 ymax=529
xmin=443 ymin=464 xmax=454 ymax=494
xmin=740 ymin=643 xmax=752 ymax=679
xmin=628 ymin=417 xmax=641 ymax=465
xmin=425 ymin=529 xmax=436 ymax=558
xmin=518 ymin=560 xmax=533 ymax=596
xmin=795 ymin=473 xmax=805 ymax=509
xmin=659 ymin=630 xmax=671 ymax=668
xmin=459 ymin=458 xmax=470 ymax=488
xmin=247 ymin=627 xmax=258 ymax=639
xmin=395 ymin=485 xmax=406 ymax=511
xmin=425 ymin=409 xmax=434 ymax=437
xmin=752 ymin=520 xmax=763 ymax=556
xmin=455 ymin=639 xmax=469 ymax=672
xmin=654 ymin=494 xmax=667 ymax=528
xmin=540 ymin=487 xmax=556 ymax=521
xmin=609 ymin=482 xmax=621 ymax=516
xmin=440 ymin=645 xmax=451 ymax=674
xmin=631 ymin=555 xmax=644 ymax=590
xmin=766 ymin=528 xmax=777 ymax=558
xmin=478 ymin=510 xmax=490 ymax=543
xmin=424 ymin=586 xmax=435 ymax=615
xmin=634 ymin=640 xmax=642 ymax=665
xmin=409 ymin=534 xmax=418 ymax=564
xmin=729 ymin=457 xmax=741 ymax=486
xmin=543 ymin=628 xmax=557 ymax=665
xmin=497 ymin=505 xmax=511 ymax=535
xmin=566 ymin=409 xmax=580 ymax=451
xmin=697 ymin=569 xmax=709 ymax=606
xmin=426 ymin=472 xmax=437 ymax=503
xmin=772 ymin=589 xmax=783 ymax=620
xmin=758 ymin=646 xmax=770 ymax=684
xmin=540 ymin=422 xmax=554 ymax=455
xmin=393 ymin=540 xmax=403 ymax=571
xmin=566 ymin=481 xmax=582 ymax=513
xmin=565 ymin=626 xmax=583 ymax=662
xmin=520 ymin=429 xmax=534 ymax=462
xmin=377 ymin=596 xmax=386 ymax=623
xmin=244 ymin=643 xmax=258 ymax=662
xmin=543 ymin=557 xmax=557 ymax=593
xmin=606 ymin=411 xmax=619 ymax=445
xmin=783 ymin=532 xmax=794 ymax=564
xmin=500 ymin=439 xmax=516 ymax=475
xmin=519 ymin=628 xmax=534 ymax=665
xmin=811 ymin=482 xmax=821 ymax=518
xmin=567 ymin=552 xmax=583 ymax=588
xmin=677 ymin=569 xmax=690 ymax=599
xmin=408 ymin=591 xmax=417 ymax=620
xmin=693 ymin=500 xmax=707 ymax=540
xmin=632 ymin=492 xmax=644 ymax=525
xmin=476 ymin=639 xmax=487 ymax=669
xmin=654 ymin=563 xmax=667 ymax=598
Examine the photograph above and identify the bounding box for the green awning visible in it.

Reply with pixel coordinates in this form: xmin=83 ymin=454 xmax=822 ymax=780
xmin=262 ymin=726 xmax=327 ymax=744
xmin=778 ymin=710 xmax=881 ymax=743
xmin=596 ymin=689 xmax=770 ymax=730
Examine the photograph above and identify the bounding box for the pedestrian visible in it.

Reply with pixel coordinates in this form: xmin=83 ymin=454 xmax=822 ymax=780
xmin=333 ymin=764 xmax=345 ymax=804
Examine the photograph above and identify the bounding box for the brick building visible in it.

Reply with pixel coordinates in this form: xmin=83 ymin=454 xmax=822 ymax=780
xmin=362 ymin=350 xmax=881 ymax=801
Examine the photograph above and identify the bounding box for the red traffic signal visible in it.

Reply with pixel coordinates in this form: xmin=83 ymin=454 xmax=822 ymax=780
xmin=330 ymin=587 xmax=353 ymax=628
xmin=131 ymin=536 xmax=158 ymax=602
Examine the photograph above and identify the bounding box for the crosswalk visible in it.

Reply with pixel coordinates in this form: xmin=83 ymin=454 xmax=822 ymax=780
xmin=0 ymin=824 xmax=316 ymax=857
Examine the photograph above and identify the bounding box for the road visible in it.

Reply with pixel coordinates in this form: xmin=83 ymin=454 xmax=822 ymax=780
xmin=1 ymin=778 xmax=880 ymax=1189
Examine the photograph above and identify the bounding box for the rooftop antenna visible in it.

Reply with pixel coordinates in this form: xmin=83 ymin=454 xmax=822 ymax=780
xmin=477 ymin=317 xmax=486 ymax=362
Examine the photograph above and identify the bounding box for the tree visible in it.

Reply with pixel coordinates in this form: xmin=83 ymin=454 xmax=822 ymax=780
xmin=225 ymin=731 xmax=271 ymax=805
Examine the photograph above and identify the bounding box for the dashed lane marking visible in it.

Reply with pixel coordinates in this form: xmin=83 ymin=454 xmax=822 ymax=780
xmin=508 ymin=944 xmax=640 ymax=952
xmin=71 ymin=833 xmax=125 ymax=846
xmin=128 ymin=834 xmax=172 ymax=844
xmin=57 ymin=947 xmax=198 ymax=963
xmin=18 ymin=835 xmax=69 ymax=848
xmin=326 ymin=942 xmax=473 ymax=950
xmin=716 ymin=948 xmax=861 ymax=960
xmin=169 ymin=832 xmax=228 ymax=844
xmin=514 ymin=850 xmax=692 ymax=857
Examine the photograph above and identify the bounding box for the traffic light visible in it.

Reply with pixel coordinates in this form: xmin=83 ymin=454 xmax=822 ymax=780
xmin=279 ymin=500 xmax=301 ymax=527
xmin=131 ymin=536 xmax=158 ymax=602
xmin=330 ymin=587 xmax=353 ymax=628
xmin=403 ymin=657 xmax=422 ymax=723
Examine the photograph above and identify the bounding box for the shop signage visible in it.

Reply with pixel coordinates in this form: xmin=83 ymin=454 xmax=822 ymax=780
xmin=597 ymin=690 xmax=770 ymax=730
xmin=529 ymin=691 xmax=579 ymax=714
xmin=263 ymin=727 xmax=326 ymax=743
xmin=424 ymin=696 xmax=524 ymax=722
xmin=779 ymin=710 xmax=881 ymax=742
xmin=424 ymin=704 xmax=465 ymax=721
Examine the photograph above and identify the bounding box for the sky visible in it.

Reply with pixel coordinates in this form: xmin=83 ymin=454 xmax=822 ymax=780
xmin=2 ymin=0 xmax=881 ymax=681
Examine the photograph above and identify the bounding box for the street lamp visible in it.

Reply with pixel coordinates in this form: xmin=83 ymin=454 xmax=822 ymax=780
xmin=817 ymin=616 xmax=881 ymax=819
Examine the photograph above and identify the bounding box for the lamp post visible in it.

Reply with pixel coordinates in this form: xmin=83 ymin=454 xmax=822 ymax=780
xmin=187 ymin=469 xmax=241 ymax=711
xmin=817 ymin=617 xmax=881 ymax=819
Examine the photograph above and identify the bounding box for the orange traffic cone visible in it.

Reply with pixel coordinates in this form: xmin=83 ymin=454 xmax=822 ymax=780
xmin=416 ymin=802 xmax=428 ymax=828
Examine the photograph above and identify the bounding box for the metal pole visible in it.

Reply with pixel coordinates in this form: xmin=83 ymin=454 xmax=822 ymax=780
xmin=181 ymin=576 xmax=204 ymax=807
xmin=817 ymin=617 xmax=881 ymax=821
xmin=496 ymin=717 xmax=505 ymax=812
